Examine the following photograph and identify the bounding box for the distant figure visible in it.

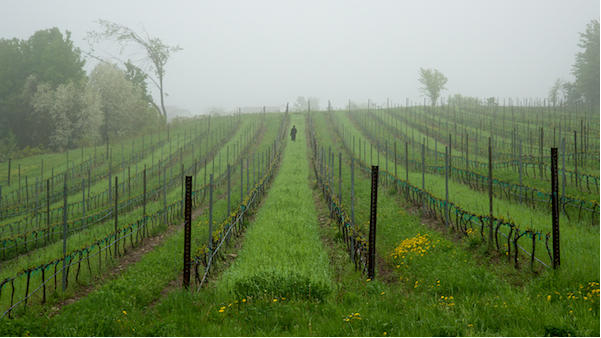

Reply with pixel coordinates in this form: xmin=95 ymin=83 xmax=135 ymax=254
xmin=290 ymin=125 xmax=297 ymax=141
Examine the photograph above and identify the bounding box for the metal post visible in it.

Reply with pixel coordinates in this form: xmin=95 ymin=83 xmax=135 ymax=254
xmin=573 ymin=131 xmax=578 ymax=187
xmin=445 ymin=146 xmax=449 ymax=228
xmin=82 ymin=179 xmax=86 ymax=228
xmin=241 ymin=158 xmax=244 ymax=205
xmin=227 ymin=164 xmax=231 ymax=217
xmin=551 ymin=148 xmax=560 ymax=269
xmin=163 ymin=166 xmax=167 ymax=225
xmin=128 ymin=166 xmax=131 ymax=202
xmin=338 ymin=152 xmax=342 ymax=202
xmin=143 ymin=166 xmax=147 ymax=236
xmin=114 ymin=176 xmax=118 ymax=257
xmin=108 ymin=150 xmax=113 ymax=202
xmin=405 ymin=142 xmax=409 ymax=183
xmin=351 ymin=158 xmax=355 ymax=224
xmin=448 ymin=134 xmax=452 ymax=170
xmin=539 ymin=128 xmax=543 ymax=177
xmin=561 ymin=138 xmax=566 ymax=203
xmin=183 ymin=176 xmax=192 ymax=288
xmin=208 ymin=174 xmax=214 ymax=252
xmin=368 ymin=166 xmax=379 ymax=279
xmin=62 ymin=174 xmax=67 ymax=292
xmin=488 ymin=137 xmax=493 ymax=250
xmin=421 ymin=141 xmax=425 ymax=192
xmin=394 ymin=142 xmax=397 ymax=179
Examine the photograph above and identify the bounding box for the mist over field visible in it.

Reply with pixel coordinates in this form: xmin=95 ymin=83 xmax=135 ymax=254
xmin=1 ymin=0 xmax=598 ymax=114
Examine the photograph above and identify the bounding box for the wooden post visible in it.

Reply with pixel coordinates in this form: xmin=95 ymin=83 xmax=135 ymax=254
xmin=183 ymin=176 xmax=192 ymax=288
xmin=368 ymin=166 xmax=379 ymax=279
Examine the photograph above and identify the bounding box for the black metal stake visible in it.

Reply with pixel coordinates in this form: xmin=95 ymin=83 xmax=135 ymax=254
xmin=368 ymin=166 xmax=379 ymax=279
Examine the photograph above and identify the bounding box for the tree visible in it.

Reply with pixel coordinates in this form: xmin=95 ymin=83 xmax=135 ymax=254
xmin=561 ymin=81 xmax=582 ymax=106
xmin=87 ymin=20 xmax=182 ymax=120
xmin=293 ymin=96 xmax=307 ymax=112
xmin=548 ymin=79 xmax=563 ymax=106
xmin=31 ymin=80 xmax=102 ymax=150
xmin=448 ymin=94 xmax=481 ymax=106
xmin=88 ymin=62 xmax=159 ymax=144
xmin=418 ymin=68 xmax=448 ymax=106
xmin=0 ymin=28 xmax=86 ymax=148
xmin=572 ymin=19 xmax=600 ymax=109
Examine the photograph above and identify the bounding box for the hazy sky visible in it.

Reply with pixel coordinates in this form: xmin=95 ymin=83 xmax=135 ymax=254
xmin=2 ymin=0 xmax=599 ymax=112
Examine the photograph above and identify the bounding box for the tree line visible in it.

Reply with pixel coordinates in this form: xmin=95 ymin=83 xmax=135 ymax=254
xmin=0 ymin=22 xmax=181 ymax=161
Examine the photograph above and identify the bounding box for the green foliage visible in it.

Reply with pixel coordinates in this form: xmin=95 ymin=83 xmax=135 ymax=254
xmin=88 ymin=62 xmax=160 ymax=144
xmin=447 ymin=94 xmax=481 ymax=106
xmin=418 ymin=68 xmax=448 ymax=106
xmin=0 ymin=28 xmax=86 ymax=149
xmin=572 ymin=19 xmax=600 ymax=109
xmin=293 ymin=96 xmax=320 ymax=112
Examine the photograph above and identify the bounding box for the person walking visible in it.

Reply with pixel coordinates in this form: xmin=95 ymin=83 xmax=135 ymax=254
xmin=290 ymin=125 xmax=297 ymax=142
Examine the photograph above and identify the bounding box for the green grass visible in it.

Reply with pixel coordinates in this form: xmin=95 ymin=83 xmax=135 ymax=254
xmin=330 ymin=110 xmax=599 ymax=283
xmin=0 ymin=115 xmax=284 ymax=335
xmin=35 ymin=110 xmax=594 ymax=337
xmin=219 ymin=114 xmax=331 ymax=301
xmin=0 ymin=115 xmax=268 ymax=314
xmin=0 ymin=111 xmax=597 ymax=336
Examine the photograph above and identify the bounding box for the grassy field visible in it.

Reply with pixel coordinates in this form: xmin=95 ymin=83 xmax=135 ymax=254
xmin=0 ymin=110 xmax=598 ymax=336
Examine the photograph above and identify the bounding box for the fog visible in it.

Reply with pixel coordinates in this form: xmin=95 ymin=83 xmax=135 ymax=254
xmin=2 ymin=0 xmax=598 ymax=113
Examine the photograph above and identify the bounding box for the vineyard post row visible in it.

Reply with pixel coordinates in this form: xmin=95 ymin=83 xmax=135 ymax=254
xmin=0 ymin=113 xmax=267 ymax=318
xmin=319 ymin=111 xmax=558 ymax=272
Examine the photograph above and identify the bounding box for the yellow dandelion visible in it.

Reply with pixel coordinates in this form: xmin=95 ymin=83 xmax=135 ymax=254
xmin=122 ymin=310 xmax=127 ymax=315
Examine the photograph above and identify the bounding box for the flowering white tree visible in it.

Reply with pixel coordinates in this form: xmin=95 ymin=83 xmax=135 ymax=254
xmin=32 ymin=80 xmax=101 ymax=150
xmin=88 ymin=62 xmax=158 ymax=144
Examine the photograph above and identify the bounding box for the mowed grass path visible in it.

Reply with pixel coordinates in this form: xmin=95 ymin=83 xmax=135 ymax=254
xmin=219 ymin=114 xmax=331 ymax=300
